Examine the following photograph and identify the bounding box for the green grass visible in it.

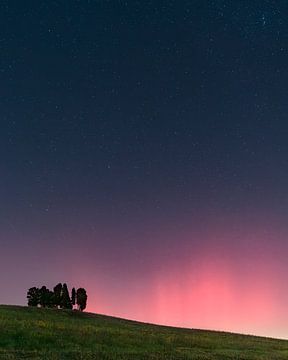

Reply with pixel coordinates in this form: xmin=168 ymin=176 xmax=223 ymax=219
xmin=0 ymin=305 xmax=287 ymax=359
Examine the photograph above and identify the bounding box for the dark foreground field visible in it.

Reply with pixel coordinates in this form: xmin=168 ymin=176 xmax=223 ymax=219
xmin=0 ymin=305 xmax=287 ymax=359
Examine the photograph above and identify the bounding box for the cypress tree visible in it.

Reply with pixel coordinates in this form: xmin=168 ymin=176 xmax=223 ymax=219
xmin=39 ymin=286 xmax=51 ymax=307
xmin=27 ymin=287 xmax=40 ymax=307
xmin=61 ymin=283 xmax=72 ymax=309
xmin=71 ymin=287 xmax=76 ymax=307
xmin=53 ymin=283 xmax=63 ymax=308
xmin=76 ymin=288 xmax=87 ymax=311
xmin=46 ymin=290 xmax=55 ymax=308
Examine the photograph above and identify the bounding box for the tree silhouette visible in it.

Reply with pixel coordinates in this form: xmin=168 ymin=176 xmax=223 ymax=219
xmin=27 ymin=287 xmax=40 ymax=307
xmin=61 ymin=283 xmax=72 ymax=309
xmin=27 ymin=283 xmax=88 ymax=311
xmin=39 ymin=286 xmax=54 ymax=308
xmin=39 ymin=286 xmax=47 ymax=307
xmin=46 ymin=290 xmax=55 ymax=308
xmin=53 ymin=283 xmax=63 ymax=308
xmin=76 ymin=288 xmax=87 ymax=311
xmin=71 ymin=287 xmax=76 ymax=307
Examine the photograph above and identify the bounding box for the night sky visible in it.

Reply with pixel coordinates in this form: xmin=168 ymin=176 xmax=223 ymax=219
xmin=2 ymin=1 xmax=288 ymax=338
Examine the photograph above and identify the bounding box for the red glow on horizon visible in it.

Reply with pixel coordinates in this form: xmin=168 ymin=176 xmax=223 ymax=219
xmin=82 ymin=258 xmax=287 ymax=339
xmin=71 ymin=220 xmax=288 ymax=339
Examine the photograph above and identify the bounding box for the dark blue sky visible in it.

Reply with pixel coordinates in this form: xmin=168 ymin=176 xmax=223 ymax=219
xmin=1 ymin=1 xmax=288 ymax=337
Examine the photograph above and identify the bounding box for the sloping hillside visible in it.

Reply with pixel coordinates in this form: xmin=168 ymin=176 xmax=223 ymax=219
xmin=0 ymin=305 xmax=287 ymax=359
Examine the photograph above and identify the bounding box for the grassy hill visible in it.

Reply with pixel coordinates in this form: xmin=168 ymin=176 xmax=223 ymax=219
xmin=0 ymin=305 xmax=288 ymax=359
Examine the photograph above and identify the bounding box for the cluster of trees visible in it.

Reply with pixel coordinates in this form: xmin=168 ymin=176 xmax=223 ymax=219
xmin=27 ymin=283 xmax=87 ymax=311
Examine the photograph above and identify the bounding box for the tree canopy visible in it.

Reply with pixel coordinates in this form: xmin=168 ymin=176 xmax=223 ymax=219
xmin=27 ymin=284 xmax=87 ymax=311
xmin=76 ymin=288 xmax=88 ymax=311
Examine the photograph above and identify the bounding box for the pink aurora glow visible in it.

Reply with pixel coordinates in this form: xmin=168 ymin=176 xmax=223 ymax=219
xmin=71 ymin=217 xmax=288 ymax=339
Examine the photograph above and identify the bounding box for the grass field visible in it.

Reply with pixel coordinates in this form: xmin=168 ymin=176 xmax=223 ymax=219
xmin=0 ymin=305 xmax=287 ymax=359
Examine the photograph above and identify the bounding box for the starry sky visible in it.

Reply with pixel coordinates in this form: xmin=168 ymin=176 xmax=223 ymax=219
xmin=2 ymin=0 xmax=288 ymax=339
